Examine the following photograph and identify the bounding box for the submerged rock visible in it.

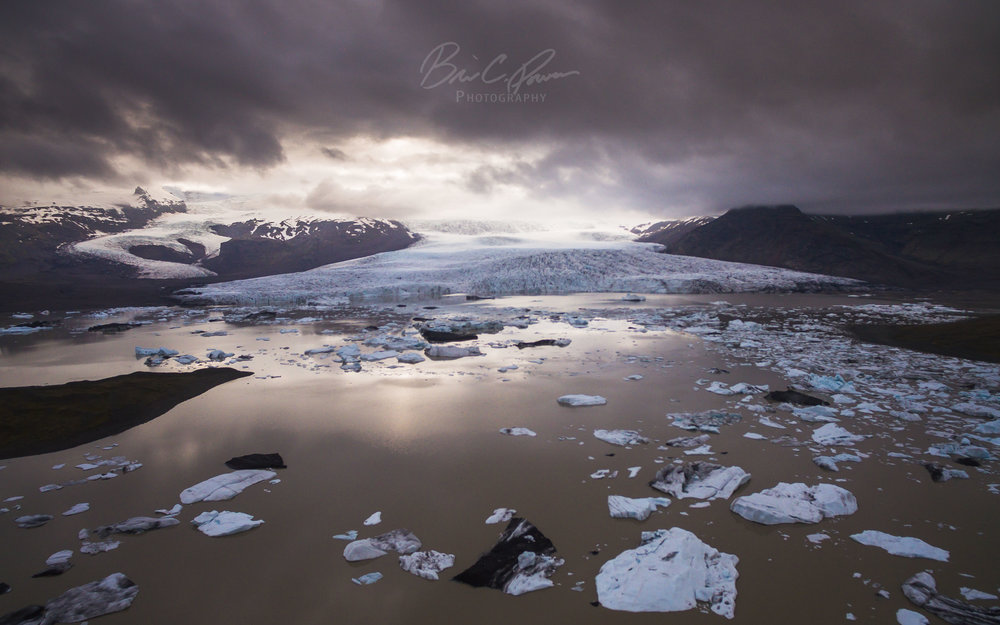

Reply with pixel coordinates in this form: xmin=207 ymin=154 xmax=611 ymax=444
xmin=557 ymin=394 xmax=607 ymax=407
xmin=594 ymin=429 xmax=649 ymax=446
xmin=180 ymin=469 xmax=277 ymax=504
xmin=93 ymin=516 xmax=179 ymax=538
xmin=224 ymin=453 xmax=286 ymax=470
xmin=453 ymin=518 xmax=563 ymax=596
xmin=851 ymin=531 xmax=949 ymax=561
xmin=191 ymin=510 xmax=264 ymax=537
xmin=596 ymin=527 xmax=738 ymax=618
xmin=902 ymin=571 xmax=1000 ymax=624
xmin=343 ymin=529 xmax=422 ymax=562
xmin=43 ymin=573 xmax=139 ymax=623
xmin=399 ymin=550 xmax=456 ymax=580
xmin=766 ymin=389 xmax=829 ymax=406
xmin=607 ymin=495 xmax=671 ymax=521
xmin=649 ymin=463 xmax=750 ymax=501
xmin=731 ymin=482 xmax=858 ymax=525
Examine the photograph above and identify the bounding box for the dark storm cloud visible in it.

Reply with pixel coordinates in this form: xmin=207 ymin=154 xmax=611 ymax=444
xmin=1 ymin=0 xmax=998 ymax=213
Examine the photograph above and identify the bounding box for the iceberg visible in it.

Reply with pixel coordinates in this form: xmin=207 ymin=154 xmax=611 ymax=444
xmin=594 ymin=429 xmax=648 ymax=446
xmin=731 ymin=482 xmax=858 ymax=525
xmin=850 ymin=531 xmax=949 ymax=561
xmin=191 ymin=510 xmax=264 ymax=537
xmin=811 ymin=423 xmax=865 ymax=446
xmin=485 ymin=508 xmax=516 ymax=524
xmin=343 ymin=529 xmax=422 ymax=562
xmin=399 ymin=550 xmax=456 ymax=580
xmin=453 ymin=518 xmax=563 ymax=596
xmin=649 ymin=462 xmax=750 ymax=501
xmin=607 ymin=495 xmax=671 ymax=521
xmin=180 ymin=469 xmax=277 ymax=504
xmin=40 ymin=573 xmax=138 ymax=623
xmin=596 ymin=528 xmax=738 ymax=618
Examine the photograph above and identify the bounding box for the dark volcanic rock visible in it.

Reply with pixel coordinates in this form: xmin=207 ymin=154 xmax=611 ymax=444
xmin=419 ymin=328 xmax=478 ymax=342
xmin=0 ymin=582 xmax=11 ymax=595
xmin=766 ymin=389 xmax=830 ymax=406
xmin=453 ymin=518 xmax=561 ymax=593
xmin=88 ymin=322 xmax=142 ymax=333
xmin=516 ymin=339 xmax=557 ymax=348
xmin=0 ymin=605 xmax=44 ymax=625
xmin=225 ymin=453 xmax=286 ymax=470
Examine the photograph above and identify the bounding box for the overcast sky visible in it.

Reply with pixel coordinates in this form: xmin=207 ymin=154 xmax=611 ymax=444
xmin=1 ymin=0 xmax=998 ymax=221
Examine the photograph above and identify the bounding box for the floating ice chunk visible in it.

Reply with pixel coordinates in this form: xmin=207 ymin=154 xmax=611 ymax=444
xmin=191 ymin=510 xmax=264 ymax=537
xmin=624 ymin=374 xmax=643 ymax=381
xmin=743 ymin=432 xmax=767 ymax=440
xmin=607 ymin=495 xmax=671 ymax=521
xmin=896 ymin=609 xmax=929 ymax=625
xmin=706 ymin=381 xmax=736 ymax=396
xmin=807 ymin=533 xmax=830 ymax=544
xmin=93 ymin=516 xmax=179 ymax=538
xmin=902 ymin=572 xmax=1000 ymax=625
xmin=809 ymin=374 xmax=854 ymax=393
xmin=649 ymin=463 xmax=750 ymax=501
xmin=485 ymin=508 xmax=516 ymax=524
xmin=62 ymin=503 xmax=90 ymax=516
xmin=794 ymin=405 xmax=840 ymax=423
xmin=953 ymin=402 xmax=1000 ymax=419
xmin=175 ymin=355 xmax=199 ymax=365
xmin=343 ymin=529 xmax=421 ymax=562
xmin=500 ymin=428 xmax=536 ymax=437
xmin=684 ymin=445 xmax=714 ymax=456
xmin=40 ymin=483 xmax=62 ymax=492
xmin=662 ymin=434 xmax=711 ymax=448
xmin=352 ymin=572 xmax=383 ymax=585
xmin=731 ymin=482 xmax=857 ymax=525
xmin=135 ymin=347 xmax=178 ymax=357
xmin=832 ymin=394 xmax=856 ymax=404
xmin=46 ymin=550 xmax=74 ymax=566
xmin=850 ymin=531 xmax=949 ymax=561
xmin=180 ymin=470 xmax=276 ymax=504
xmin=591 ymin=469 xmax=618 ymax=479
xmin=596 ymin=527 xmax=738 ymax=618
xmin=361 ymin=350 xmax=399 ymax=361
xmin=814 ymin=457 xmax=840 ymax=471
xmin=41 ymin=572 xmax=138 ymax=623
xmin=453 ymin=518 xmax=563 ymax=596
xmin=155 ymin=504 xmax=182 ymax=516
xmin=557 ymin=394 xmax=607 ymax=407
xmin=15 ymin=514 xmax=54 ymax=528
xmin=399 ymin=550 xmax=456 ymax=580
xmin=594 ymin=429 xmax=648 ymax=446
xmin=974 ymin=420 xmax=1000 ymax=435
xmin=424 ymin=345 xmax=484 ymax=359
xmin=812 ymin=423 xmax=865 ymax=446
xmin=80 ymin=540 xmax=120 ymax=555
xmin=729 ymin=383 xmax=768 ymax=394
xmin=627 ymin=466 xmax=641 ymax=478
xmin=960 ymin=587 xmax=999 ymax=601
xmin=759 ymin=417 xmax=786 ymax=429
xmin=670 ymin=411 xmax=741 ymax=433
xmin=304 ymin=346 xmax=337 ymax=355
xmin=396 ymin=352 xmax=426 ymax=364
xmin=206 ymin=349 xmax=234 ymax=361
xmin=333 ymin=530 xmax=358 ymax=540
xmin=622 ymin=293 xmax=646 ymax=301
xmin=363 ymin=511 xmax=382 ymax=526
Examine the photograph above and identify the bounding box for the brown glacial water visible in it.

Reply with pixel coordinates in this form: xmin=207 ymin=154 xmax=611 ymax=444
xmin=0 ymin=294 xmax=997 ymax=624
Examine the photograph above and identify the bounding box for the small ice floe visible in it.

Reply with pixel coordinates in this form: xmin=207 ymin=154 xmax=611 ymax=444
xmin=352 ymin=572 xmax=383 ymax=585
xmin=80 ymin=540 xmax=120 ymax=555
xmin=811 ymin=423 xmax=866 ymax=446
xmin=621 ymin=294 xmax=646 ymax=302
xmin=191 ymin=511 xmax=264 ymax=537
xmin=902 ymin=572 xmax=1000 ymax=625
xmin=361 ymin=350 xmax=399 ymax=361
xmin=180 ymin=470 xmax=277 ymax=504
xmin=364 ymin=334 xmax=429 ymax=352
xmin=206 ymin=349 xmax=234 ymax=361
xmin=46 ymin=550 xmax=74 ymax=566
xmin=669 ymin=411 xmax=741 ymax=433
xmin=363 ymin=511 xmax=382 ymax=526
xmin=594 ymin=429 xmax=648 ymax=446
xmin=813 ymin=454 xmax=862 ymax=472
xmin=500 ymin=428 xmax=537 ymax=437
xmin=794 ymin=405 xmax=840 ymax=423
xmin=759 ymin=417 xmax=786 ymax=429
xmin=485 ymin=508 xmax=517 ymax=525
xmin=662 ymin=434 xmax=711 ymax=448
xmin=649 ymin=463 xmax=750 ymax=501
xmin=624 ymin=374 xmax=643 ymax=381
xmin=960 ymin=587 xmax=999 ymax=601
xmin=135 ymin=347 xmax=179 ymax=358
xmin=52 ymin=464 xmax=65 ymax=470
xmin=684 ymin=445 xmax=714 ymax=456
xmin=453 ymin=518 xmax=563 ymax=596
xmin=896 ymin=609 xmax=929 ymax=625
xmin=706 ymin=381 xmax=736 ymax=396
xmin=498 ymin=365 xmax=518 ymax=373
xmin=809 ymin=374 xmax=854 ymax=393
xmin=953 ymin=402 xmax=1000 ymax=419
xmin=743 ymin=432 xmax=767 ymax=440
xmin=39 ymin=484 xmax=62 ymax=493
xmin=154 ymin=504 xmax=182 ymax=516
xmin=93 ymin=517 xmax=179 ymax=538
xmin=304 ymin=346 xmax=337 ymax=355
xmin=174 ymin=355 xmax=199 ymax=365
xmin=557 ymin=394 xmax=607 ymax=407
xmin=424 ymin=345 xmax=483 ymax=359
xmin=399 ymin=550 xmax=456 ymax=580
xmin=607 ymin=495 xmax=671 ymax=521
xmin=201 ymin=331 xmax=228 ymax=337
xmin=332 ymin=530 xmax=359 ymax=540
xmin=850 ymin=531 xmax=949 ymax=561
xmin=627 ymin=466 xmax=642 ymax=478
xmin=15 ymin=514 xmax=54 ymax=529
xmin=62 ymin=503 xmax=90 ymax=516
xmin=343 ymin=529 xmax=422 ymax=562
xmin=591 ymin=469 xmax=618 ymax=479
xmin=921 ymin=463 xmax=970 ymax=482
xmin=596 ymin=527 xmax=738 ymax=618
xmin=730 ymin=482 xmax=857 ymax=525
xmin=396 ymin=352 xmax=426 ymax=364
xmin=807 ymin=533 xmax=830 ymax=545
xmin=35 ymin=572 xmax=138 ymax=623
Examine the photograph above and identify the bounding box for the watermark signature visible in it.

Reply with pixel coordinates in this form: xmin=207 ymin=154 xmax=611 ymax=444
xmin=419 ymin=42 xmax=580 ymax=103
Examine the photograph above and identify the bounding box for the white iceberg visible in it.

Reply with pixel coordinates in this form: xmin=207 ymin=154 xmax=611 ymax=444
xmin=594 ymin=429 xmax=648 ymax=446
xmin=343 ymin=529 xmax=422 ymax=562
xmin=62 ymin=503 xmax=90 ymax=516
xmin=191 ymin=510 xmax=264 ymax=537
xmin=500 ymin=427 xmax=536 ymax=437
xmin=399 ymin=550 xmax=456 ymax=580
xmin=557 ymin=394 xmax=607 ymax=407
xmin=607 ymin=495 xmax=671 ymax=521
xmin=424 ymin=345 xmax=483 ymax=359
xmin=485 ymin=508 xmax=516 ymax=524
xmin=731 ymin=482 xmax=858 ymax=525
xmin=596 ymin=527 xmax=738 ymax=618
xmin=811 ymin=423 xmax=865 ymax=446
xmin=363 ymin=511 xmax=382 ymax=526
xmin=850 ymin=530 xmax=949 ymax=561
xmin=649 ymin=463 xmax=750 ymax=501
xmin=180 ymin=470 xmax=276 ymax=504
